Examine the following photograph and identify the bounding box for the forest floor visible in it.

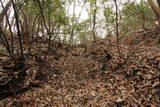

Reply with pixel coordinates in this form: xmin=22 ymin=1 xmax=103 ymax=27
xmin=0 ymin=28 xmax=160 ymax=107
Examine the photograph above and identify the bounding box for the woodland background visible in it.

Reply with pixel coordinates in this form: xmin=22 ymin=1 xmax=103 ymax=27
xmin=0 ymin=0 xmax=160 ymax=106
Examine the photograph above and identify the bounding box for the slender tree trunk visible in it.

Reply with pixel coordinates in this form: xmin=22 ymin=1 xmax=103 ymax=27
xmin=92 ymin=0 xmax=97 ymax=41
xmin=0 ymin=0 xmax=12 ymax=22
xmin=29 ymin=14 xmax=40 ymax=52
xmin=157 ymin=0 xmax=160 ymax=7
xmin=0 ymin=0 xmax=15 ymax=54
xmin=37 ymin=0 xmax=51 ymax=64
xmin=0 ymin=29 xmax=16 ymax=64
xmin=113 ymin=0 xmax=122 ymax=59
xmin=69 ymin=0 xmax=87 ymax=45
xmin=69 ymin=0 xmax=76 ymax=45
xmin=11 ymin=0 xmax=25 ymax=64
xmin=148 ymin=0 xmax=160 ymax=26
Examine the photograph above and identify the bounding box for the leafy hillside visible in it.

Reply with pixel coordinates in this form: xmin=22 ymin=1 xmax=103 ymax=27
xmin=0 ymin=0 xmax=160 ymax=106
xmin=0 ymin=28 xmax=159 ymax=106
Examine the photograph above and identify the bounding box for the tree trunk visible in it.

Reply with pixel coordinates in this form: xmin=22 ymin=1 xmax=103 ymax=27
xmin=113 ymin=0 xmax=122 ymax=59
xmin=157 ymin=0 xmax=160 ymax=8
xmin=0 ymin=0 xmax=12 ymax=22
xmin=11 ymin=0 xmax=25 ymax=66
xmin=148 ymin=0 xmax=160 ymax=23
xmin=92 ymin=0 xmax=97 ymax=41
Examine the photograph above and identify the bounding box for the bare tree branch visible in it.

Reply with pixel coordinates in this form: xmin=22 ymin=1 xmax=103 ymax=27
xmin=0 ymin=0 xmax=12 ymax=22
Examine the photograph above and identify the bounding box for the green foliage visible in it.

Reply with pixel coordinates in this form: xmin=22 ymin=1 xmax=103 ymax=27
xmin=12 ymin=0 xmax=159 ymax=44
xmin=22 ymin=0 xmax=39 ymax=20
xmin=104 ymin=7 xmax=115 ymax=23
xmin=103 ymin=6 xmax=115 ymax=33
xmin=120 ymin=0 xmax=156 ymax=34
xmin=22 ymin=0 xmax=68 ymax=26
xmin=75 ymin=19 xmax=93 ymax=44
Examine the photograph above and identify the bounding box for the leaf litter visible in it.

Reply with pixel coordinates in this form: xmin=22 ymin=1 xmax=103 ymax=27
xmin=0 ymin=28 xmax=160 ymax=106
